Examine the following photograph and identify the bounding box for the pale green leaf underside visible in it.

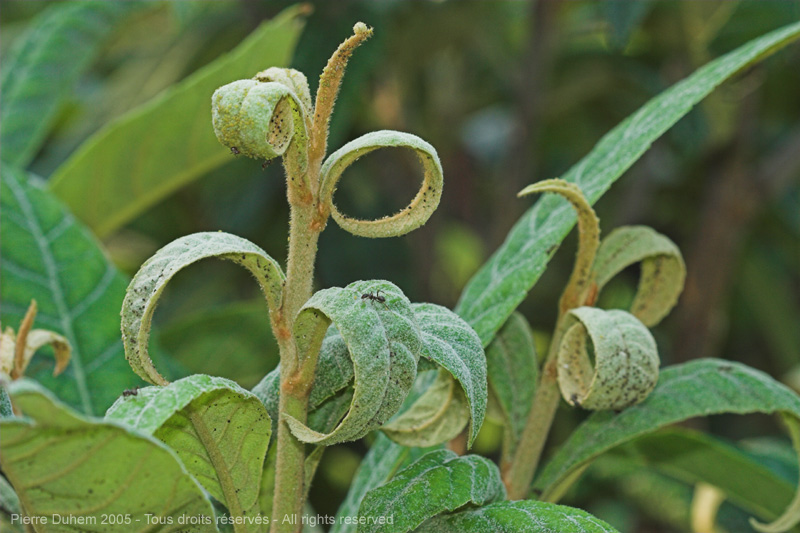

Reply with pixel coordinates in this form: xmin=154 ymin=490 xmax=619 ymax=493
xmin=607 ymin=428 xmax=796 ymax=526
xmin=48 ymin=6 xmax=306 ymax=238
xmin=0 ymin=380 xmax=217 ymax=532
xmin=319 ymin=130 xmax=443 ymax=238
xmin=1 ymin=166 xmax=139 ymax=415
xmin=416 ymin=500 xmax=620 ymax=533
xmin=536 ymin=358 xmax=800 ymax=512
xmin=121 ymin=231 xmax=284 ymax=385
xmin=381 ymin=369 xmax=470 ymax=448
xmin=332 ymin=434 xmax=438 ymax=533
xmin=105 ymin=374 xmax=271 ymax=517
xmin=593 ymin=225 xmax=685 ymax=327
xmin=357 ymin=449 xmax=505 ymax=533
xmin=455 ymin=21 xmax=800 ymax=347
xmin=286 ymin=280 xmax=422 ymax=445
xmin=485 ymin=312 xmax=538 ymax=463
xmin=212 ymin=78 xmax=309 ymax=176
xmin=0 ymin=2 xmax=139 ymax=168
xmin=558 ymin=307 xmax=659 ymax=410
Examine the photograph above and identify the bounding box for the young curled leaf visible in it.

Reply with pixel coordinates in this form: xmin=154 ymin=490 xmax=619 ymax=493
xmin=106 ymin=374 xmax=271 ymax=524
xmin=212 ymin=77 xmax=309 ymax=176
xmin=122 ymin=232 xmax=284 ymax=385
xmin=558 ymin=307 xmax=659 ymax=411
xmin=592 ymin=225 xmax=686 ymax=327
xmin=381 ymin=369 xmax=470 ymax=448
xmin=254 ymin=67 xmax=312 ymax=118
xmin=318 ymin=130 xmax=443 ymax=238
xmin=518 ymin=179 xmax=600 ymax=312
xmin=284 ymin=280 xmax=422 ymax=445
xmin=358 ymin=449 xmax=505 ymax=533
xmin=391 ymin=303 xmax=486 ymax=447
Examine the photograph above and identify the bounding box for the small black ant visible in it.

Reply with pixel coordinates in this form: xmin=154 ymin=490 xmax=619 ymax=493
xmin=122 ymin=387 xmax=140 ymax=397
xmin=262 ymin=159 xmax=273 ymax=170
xmin=230 ymin=146 xmax=240 ymax=156
xmin=361 ymin=289 xmax=389 ymax=309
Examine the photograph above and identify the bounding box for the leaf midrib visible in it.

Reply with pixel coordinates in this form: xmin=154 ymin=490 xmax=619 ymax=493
xmin=5 ymin=176 xmax=92 ymax=414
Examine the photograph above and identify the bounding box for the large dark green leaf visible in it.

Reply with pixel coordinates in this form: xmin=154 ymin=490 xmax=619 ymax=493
xmin=331 ymin=434 xmax=438 ymax=533
xmin=1 ymin=166 xmax=139 ymax=414
xmin=416 ymin=500 xmax=620 ymax=533
xmin=0 ymin=1 xmax=141 ymax=168
xmin=49 ymin=6 xmax=307 ymax=238
xmin=455 ymin=21 xmax=800 ymax=346
xmin=0 ymin=379 xmax=217 ymax=531
xmin=535 ymin=359 xmax=800 ymax=511
xmin=358 ymin=449 xmax=505 ymax=533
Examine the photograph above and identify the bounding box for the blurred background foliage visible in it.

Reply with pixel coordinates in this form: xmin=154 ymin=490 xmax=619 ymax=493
xmin=2 ymin=1 xmax=799 ymax=531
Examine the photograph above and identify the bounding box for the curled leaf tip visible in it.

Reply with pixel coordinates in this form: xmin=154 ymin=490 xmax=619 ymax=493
xmin=319 ymin=130 xmax=443 ymax=238
xmin=353 ymin=22 xmax=372 ymax=36
xmin=557 ymin=307 xmax=659 ymax=410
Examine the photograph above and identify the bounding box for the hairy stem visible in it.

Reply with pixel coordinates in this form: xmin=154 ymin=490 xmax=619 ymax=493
xmin=271 ymin=24 xmax=369 ymax=533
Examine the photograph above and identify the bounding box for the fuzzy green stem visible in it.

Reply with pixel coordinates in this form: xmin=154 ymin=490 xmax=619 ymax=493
xmin=270 ymin=25 xmax=370 ymax=533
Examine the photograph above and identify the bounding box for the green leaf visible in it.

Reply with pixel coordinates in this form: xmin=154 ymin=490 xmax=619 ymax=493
xmin=0 ymin=474 xmax=20 ymax=517
xmin=285 ymin=280 xmax=422 ymax=445
xmin=49 ymin=6 xmax=307 ymax=238
xmin=319 ymin=130 xmax=443 ymax=238
xmin=253 ymin=326 xmax=353 ymax=435
xmin=608 ymin=428 xmax=797 ymax=526
xmin=331 ymin=434 xmax=438 ymax=533
xmin=0 ymin=379 xmax=217 ymax=531
xmin=535 ymin=358 xmax=800 ymax=528
xmin=485 ymin=312 xmax=538 ymax=466
xmin=392 ymin=303 xmax=486 ymax=447
xmin=358 ymin=449 xmax=505 ymax=533
xmin=381 ymin=369 xmax=470 ymax=448
xmin=105 ymin=374 xmax=271 ymax=524
xmin=212 ymin=73 xmax=310 ymax=179
xmin=592 ymin=226 xmax=685 ymax=327
xmin=0 ymin=1 xmax=141 ymax=168
xmin=1 ymin=165 xmax=139 ymax=415
xmin=416 ymin=500 xmax=620 ymax=533
xmin=557 ymin=307 xmax=659 ymax=410
xmin=455 ymin=21 xmax=800 ymax=346
xmin=121 ymin=231 xmax=284 ymax=385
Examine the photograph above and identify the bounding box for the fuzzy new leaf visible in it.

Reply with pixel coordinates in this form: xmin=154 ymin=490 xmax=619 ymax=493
xmin=592 ymin=226 xmax=685 ymax=327
xmin=319 ymin=131 xmax=443 ymax=238
xmin=121 ymin=232 xmax=284 ymax=385
xmin=558 ymin=307 xmax=659 ymax=410
xmin=285 ymin=280 xmax=422 ymax=445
